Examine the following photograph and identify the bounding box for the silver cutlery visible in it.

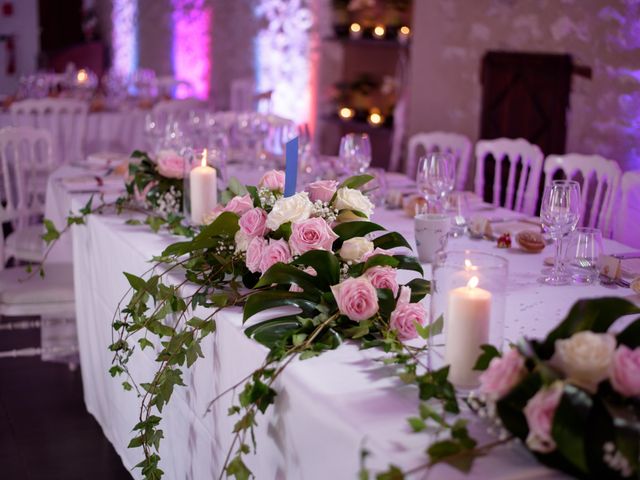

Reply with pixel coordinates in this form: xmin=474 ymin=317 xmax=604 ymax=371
xmin=611 ymin=252 xmax=640 ymax=260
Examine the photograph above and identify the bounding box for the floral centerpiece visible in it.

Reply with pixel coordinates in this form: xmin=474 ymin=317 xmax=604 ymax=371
xmin=473 ymin=298 xmax=640 ymax=479
xmin=110 ymin=169 xmax=433 ymax=479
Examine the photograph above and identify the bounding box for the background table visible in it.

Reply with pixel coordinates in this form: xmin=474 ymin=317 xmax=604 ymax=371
xmin=66 ymin=182 xmax=639 ymax=479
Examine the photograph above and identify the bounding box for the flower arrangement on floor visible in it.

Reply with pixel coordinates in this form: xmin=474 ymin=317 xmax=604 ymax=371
xmin=109 ymin=169 xmax=449 ymax=479
xmin=469 ymin=297 xmax=640 ymax=479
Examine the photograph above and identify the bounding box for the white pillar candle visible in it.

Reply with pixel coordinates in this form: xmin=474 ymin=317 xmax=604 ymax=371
xmin=444 ymin=276 xmax=491 ymax=388
xmin=189 ymin=149 xmax=217 ymax=225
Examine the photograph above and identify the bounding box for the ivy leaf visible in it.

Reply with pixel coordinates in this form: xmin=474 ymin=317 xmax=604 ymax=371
xmin=138 ymin=338 xmax=154 ymax=350
xmin=226 ymin=455 xmax=251 ymax=480
xmin=428 ymin=439 xmax=462 ymax=460
xmin=473 ymin=344 xmax=501 ymax=371
xmin=42 ymin=219 xmax=60 ymax=244
xmin=338 ymin=174 xmax=374 ymax=190
xmin=407 ymin=417 xmax=426 ymax=432
xmin=79 ymin=195 xmax=94 ymax=215
xmin=415 ymin=315 xmax=443 ymax=340
xmin=375 ymin=464 xmax=404 ymax=480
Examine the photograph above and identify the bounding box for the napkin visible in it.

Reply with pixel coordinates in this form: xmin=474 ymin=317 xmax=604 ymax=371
xmin=621 ymin=258 xmax=640 ymax=279
xmin=86 ymin=152 xmax=129 ymax=168
xmin=61 ymin=174 xmax=124 ymax=192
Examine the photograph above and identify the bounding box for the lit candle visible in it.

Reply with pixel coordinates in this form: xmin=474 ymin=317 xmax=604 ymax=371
xmin=338 ymin=106 xmax=355 ymax=120
xmin=349 ymin=22 xmax=363 ymax=39
xmin=189 ymin=149 xmax=217 ymax=225
xmin=76 ymin=69 xmax=89 ymax=85
xmin=373 ymin=24 xmax=386 ymax=39
xmin=444 ymin=275 xmax=491 ymax=388
xmin=367 ymin=108 xmax=384 ymax=126
xmin=398 ymin=25 xmax=411 ymax=44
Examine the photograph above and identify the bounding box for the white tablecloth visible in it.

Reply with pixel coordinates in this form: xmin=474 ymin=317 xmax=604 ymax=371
xmin=65 ymin=182 xmax=639 ymax=479
xmin=0 ymin=109 xmax=147 ymax=156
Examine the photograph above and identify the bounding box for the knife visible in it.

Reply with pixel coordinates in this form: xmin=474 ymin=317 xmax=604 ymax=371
xmin=611 ymin=252 xmax=640 ymax=260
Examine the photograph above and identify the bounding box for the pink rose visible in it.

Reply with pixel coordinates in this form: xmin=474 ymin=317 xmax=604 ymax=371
xmin=479 ymin=348 xmax=527 ymax=400
xmin=389 ymin=302 xmax=427 ymax=340
xmin=259 ymin=170 xmax=285 ymax=191
xmin=156 ymin=150 xmax=185 ymax=179
xmin=361 ymin=247 xmax=396 ymax=262
xmin=239 ymin=207 xmax=268 ymax=237
xmin=290 ymin=266 xmax=317 ymax=293
xmin=365 ymin=266 xmax=399 ymax=296
xmin=307 ymin=180 xmax=338 ymax=203
xmin=610 ymin=345 xmax=640 ymax=397
xmin=330 ymin=277 xmax=379 ymax=322
xmin=289 ymin=217 xmax=339 ymax=255
xmin=245 ymin=237 xmax=267 ymax=273
xmin=259 ymin=239 xmax=292 ymax=273
xmin=224 ymin=194 xmax=254 ymax=216
xmin=397 ymin=285 xmax=411 ymax=305
xmin=523 ymin=382 xmax=564 ymax=453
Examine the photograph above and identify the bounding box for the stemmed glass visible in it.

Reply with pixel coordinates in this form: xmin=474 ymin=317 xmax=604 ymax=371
xmin=565 ymin=227 xmax=603 ymax=284
xmin=539 ymin=180 xmax=581 ymax=285
xmin=416 ymin=152 xmax=455 ymax=213
xmin=339 ymin=133 xmax=371 ymax=175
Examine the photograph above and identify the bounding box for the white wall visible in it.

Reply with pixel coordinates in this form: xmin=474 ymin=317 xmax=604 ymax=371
xmin=407 ymin=0 xmax=640 ymax=172
xmin=0 ymin=0 xmax=39 ymax=95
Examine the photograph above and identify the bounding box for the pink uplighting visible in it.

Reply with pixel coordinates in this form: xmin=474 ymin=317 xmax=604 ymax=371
xmin=171 ymin=0 xmax=212 ymax=99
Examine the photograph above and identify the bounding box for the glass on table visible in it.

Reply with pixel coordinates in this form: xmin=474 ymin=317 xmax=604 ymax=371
xmin=446 ymin=192 xmax=470 ymax=237
xmin=416 ymin=152 xmax=455 ymax=213
xmin=565 ymin=227 xmax=603 ymax=284
xmin=364 ymin=167 xmax=388 ymax=208
xmin=339 ymin=133 xmax=371 ymax=176
xmin=539 ymin=180 xmax=581 ymax=285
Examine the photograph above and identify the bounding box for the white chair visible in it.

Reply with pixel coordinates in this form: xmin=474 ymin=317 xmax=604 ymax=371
xmin=0 ymin=126 xmax=55 ymax=264
xmin=406 ymin=131 xmax=472 ymax=190
xmin=613 ymin=171 xmax=640 ymax=247
xmin=543 ymin=153 xmax=621 ymax=236
xmin=475 ymin=138 xmax=544 ymax=215
xmin=10 ymin=98 xmax=88 ymax=165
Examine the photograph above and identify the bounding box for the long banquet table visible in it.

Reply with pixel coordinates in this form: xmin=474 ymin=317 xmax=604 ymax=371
xmin=52 ymin=167 xmax=639 ymax=479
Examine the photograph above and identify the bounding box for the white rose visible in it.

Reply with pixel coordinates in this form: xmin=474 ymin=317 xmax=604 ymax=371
xmin=334 ymin=188 xmax=374 ymax=218
xmin=234 ymin=229 xmax=252 ymax=253
xmin=266 ymin=192 xmax=313 ymax=230
xmin=554 ymin=331 xmax=616 ymax=393
xmin=339 ymin=237 xmax=374 ymax=262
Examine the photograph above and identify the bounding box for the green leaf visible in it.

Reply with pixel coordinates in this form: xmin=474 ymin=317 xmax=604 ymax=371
xmin=243 ymin=290 xmax=319 ymax=322
xmin=128 ymin=435 xmax=144 ymax=448
xmin=473 ymin=344 xmax=501 ymax=371
xmin=552 ymin=384 xmax=592 ymax=474
xmin=122 ymin=381 xmax=132 ymax=391
xmin=227 ymin=177 xmax=249 ymax=197
xmin=415 ymin=315 xmax=443 ymax=340
xmin=123 ymin=272 xmax=147 ymax=292
xmin=244 ymin=316 xmax=302 ymax=348
xmin=539 ymin=298 xmax=640 ymax=359
xmin=42 ymin=219 xmax=60 ymax=244
xmin=138 ymin=338 xmax=154 ymax=350
xmin=373 ymin=231 xmax=411 ymax=250
xmin=496 ymin=372 xmax=543 ymax=440
xmin=428 ymin=440 xmax=462 ymax=461
xmin=332 ymin=221 xmax=385 ymax=242
xmin=406 ymin=278 xmax=430 ymax=302
xmin=226 ymin=455 xmax=252 ymax=480
xmin=291 ymin=250 xmax=341 ymax=288
xmin=338 ymin=174 xmax=374 ymax=190
xmin=407 ymin=417 xmax=426 ymax=432
xmin=254 ymin=263 xmax=321 ymax=295
xmin=616 ymin=318 xmax=640 ymax=348
xmin=125 ymin=218 xmax=142 ymax=225
xmin=393 ymin=255 xmax=424 ymax=276
xmin=375 ymin=464 xmax=404 ymax=480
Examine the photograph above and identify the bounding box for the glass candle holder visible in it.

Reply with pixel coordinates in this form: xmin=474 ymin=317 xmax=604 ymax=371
xmin=183 ymin=147 xmax=218 ymax=226
xmin=429 ymin=250 xmax=508 ymax=392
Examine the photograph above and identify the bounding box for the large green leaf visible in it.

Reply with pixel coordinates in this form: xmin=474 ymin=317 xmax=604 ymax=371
xmin=552 ymin=384 xmax=592 ymax=474
xmin=496 ymin=372 xmax=543 ymax=440
xmin=616 ymin=318 xmax=640 ymax=348
xmin=245 ymin=316 xmax=301 ymax=348
xmin=254 ymin=263 xmax=322 ymax=295
xmin=162 ymin=211 xmax=239 ymax=256
xmin=538 ymin=298 xmax=640 ymax=359
xmin=373 ymin=231 xmax=411 ymax=250
xmin=332 ymin=221 xmax=385 ymax=242
xmin=291 ymin=250 xmax=340 ymax=288
xmin=393 ymin=255 xmax=424 ymax=276
xmin=243 ymin=290 xmax=319 ymax=322
xmin=338 ymin=174 xmax=374 ymax=190
xmin=406 ymin=278 xmax=430 ymax=302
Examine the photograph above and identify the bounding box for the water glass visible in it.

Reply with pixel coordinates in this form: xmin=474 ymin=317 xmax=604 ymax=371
xmin=365 ymin=168 xmax=388 ymax=208
xmin=446 ymin=192 xmax=470 ymax=237
xmin=565 ymin=227 xmax=603 ymax=284
xmin=339 ymin=133 xmax=371 ymax=175
xmin=416 ymin=152 xmax=455 ymax=212
xmin=539 ymin=180 xmax=581 ymax=285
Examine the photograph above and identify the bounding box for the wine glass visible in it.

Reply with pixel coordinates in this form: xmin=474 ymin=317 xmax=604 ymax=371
xmin=565 ymin=227 xmax=603 ymax=284
xmin=416 ymin=152 xmax=455 ymax=213
xmin=539 ymin=180 xmax=581 ymax=285
xmin=339 ymin=133 xmax=371 ymax=175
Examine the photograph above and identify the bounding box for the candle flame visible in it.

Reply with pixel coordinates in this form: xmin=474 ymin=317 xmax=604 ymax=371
xmin=77 ymin=69 xmax=88 ymax=83
xmin=464 ymin=259 xmax=472 ymax=269
xmin=467 ymin=276 xmax=479 ymax=289
xmin=201 ymin=149 xmax=207 ymax=167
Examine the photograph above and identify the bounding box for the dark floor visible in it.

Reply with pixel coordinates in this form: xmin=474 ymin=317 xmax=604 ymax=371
xmin=0 ymin=319 xmax=132 ymax=480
